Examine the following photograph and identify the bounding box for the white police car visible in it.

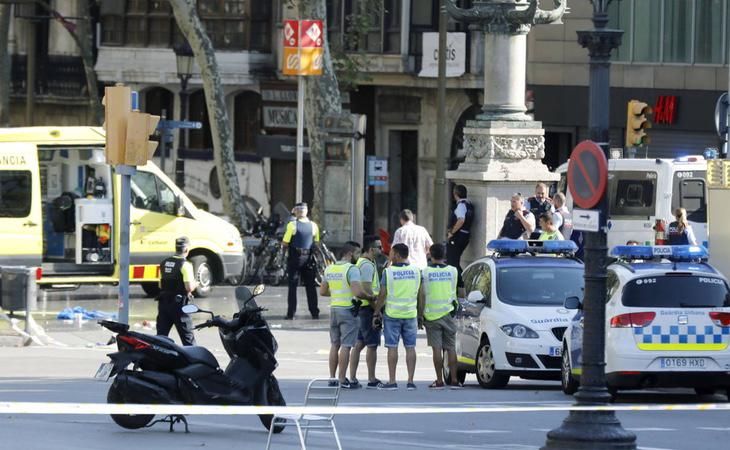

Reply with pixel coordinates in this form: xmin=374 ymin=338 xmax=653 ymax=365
xmin=451 ymin=240 xmax=584 ymax=388
xmin=561 ymin=245 xmax=730 ymax=399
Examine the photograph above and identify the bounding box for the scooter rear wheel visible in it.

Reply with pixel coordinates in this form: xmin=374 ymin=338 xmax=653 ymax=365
xmin=258 ymin=375 xmax=286 ymax=434
xmin=107 ymin=381 xmax=155 ymax=429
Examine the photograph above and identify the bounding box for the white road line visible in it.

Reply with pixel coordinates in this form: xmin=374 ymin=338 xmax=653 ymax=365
xmin=531 ymin=428 xmax=552 ymax=432
xmin=366 ymin=430 xmax=423 ymax=434
xmin=445 ymin=429 xmax=510 ymax=434
xmin=637 ymin=447 xmax=677 ymax=450
xmin=697 ymin=427 xmax=730 ymax=431
xmin=627 ymin=428 xmax=676 ymax=432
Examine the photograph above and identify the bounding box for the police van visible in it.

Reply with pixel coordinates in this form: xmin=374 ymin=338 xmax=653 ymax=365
xmin=561 ymin=245 xmax=730 ymax=399
xmin=0 ymin=127 xmax=244 ymax=296
xmin=452 ymin=240 xmax=584 ymax=388
xmin=556 ymin=156 xmax=708 ymax=250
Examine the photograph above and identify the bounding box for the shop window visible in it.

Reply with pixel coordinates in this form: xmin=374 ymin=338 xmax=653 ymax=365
xmin=234 ymin=91 xmax=261 ymax=155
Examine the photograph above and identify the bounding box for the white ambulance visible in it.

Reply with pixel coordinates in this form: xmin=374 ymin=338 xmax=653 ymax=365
xmin=556 ymin=155 xmax=708 ymax=250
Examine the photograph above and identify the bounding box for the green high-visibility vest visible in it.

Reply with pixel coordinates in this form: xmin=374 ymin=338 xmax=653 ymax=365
xmin=385 ymin=265 xmax=420 ymax=319
xmin=324 ymin=262 xmax=354 ymax=307
xmin=421 ymin=265 xmax=458 ymax=321
xmin=356 ymin=257 xmax=379 ymax=307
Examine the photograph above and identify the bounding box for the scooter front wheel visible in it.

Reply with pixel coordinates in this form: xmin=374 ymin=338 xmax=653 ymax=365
xmin=107 ymin=381 xmax=155 ymax=429
xmin=258 ymin=375 xmax=286 ymax=434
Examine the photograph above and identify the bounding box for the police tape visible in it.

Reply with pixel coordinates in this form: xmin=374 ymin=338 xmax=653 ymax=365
xmin=0 ymin=401 xmax=729 ymax=416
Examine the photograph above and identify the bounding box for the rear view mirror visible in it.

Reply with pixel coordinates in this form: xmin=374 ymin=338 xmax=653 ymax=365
xmin=253 ymin=284 xmax=265 ymax=296
xmin=181 ymin=304 xmax=199 ymax=314
xmin=467 ymin=290 xmax=485 ymax=303
xmin=564 ymin=296 xmax=582 ymax=310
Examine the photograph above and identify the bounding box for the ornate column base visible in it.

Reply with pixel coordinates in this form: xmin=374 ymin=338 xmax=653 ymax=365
xmin=446 ymin=119 xmax=557 ymax=266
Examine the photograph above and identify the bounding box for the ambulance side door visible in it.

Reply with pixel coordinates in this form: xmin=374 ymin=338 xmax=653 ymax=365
xmin=0 ymin=143 xmax=42 ymax=266
xmin=128 ymin=170 xmax=178 ymax=264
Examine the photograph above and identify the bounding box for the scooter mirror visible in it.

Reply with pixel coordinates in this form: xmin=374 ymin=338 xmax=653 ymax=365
xmin=253 ymin=284 xmax=265 ymax=296
xmin=181 ymin=304 xmax=199 ymax=314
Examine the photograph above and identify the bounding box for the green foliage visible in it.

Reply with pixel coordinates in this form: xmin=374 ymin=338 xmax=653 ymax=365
xmin=287 ymin=0 xmax=384 ymax=92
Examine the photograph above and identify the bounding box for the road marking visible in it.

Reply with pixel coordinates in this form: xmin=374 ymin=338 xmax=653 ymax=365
xmin=445 ymin=429 xmax=510 ymax=434
xmin=697 ymin=427 xmax=730 ymax=431
xmin=637 ymin=447 xmax=677 ymax=450
xmin=531 ymin=428 xmax=552 ymax=432
xmin=366 ymin=430 xmax=423 ymax=434
xmin=627 ymin=428 xmax=676 ymax=432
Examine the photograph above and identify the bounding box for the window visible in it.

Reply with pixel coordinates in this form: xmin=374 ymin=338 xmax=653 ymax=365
xmin=130 ymin=171 xmax=177 ymax=215
xmin=607 ymin=1 xmax=631 ymax=61
xmin=607 ymin=270 xmax=620 ymax=300
xmin=474 ymin=264 xmax=492 ymax=304
xmin=187 ymin=90 xmax=213 ymax=151
xmin=462 ymin=263 xmax=481 ymax=291
xmin=622 ymin=275 xmax=730 ymax=308
xmin=695 ymin=0 xmax=724 ymax=64
xmin=496 ymin=267 xmax=584 ymax=306
xmin=234 ymin=91 xmax=262 ymax=154
xmin=663 ymin=0 xmax=693 ymax=63
xmin=672 ymin=173 xmax=707 ymax=223
xmin=144 ymin=87 xmax=175 ymax=119
xmin=609 ymin=172 xmax=657 ymax=217
xmin=327 ymin=0 xmax=401 ymax=54
xmin=0 ymin=171 xmax=32 ymax=218
xmin=633 ymin=0 xmax=662 ymax=62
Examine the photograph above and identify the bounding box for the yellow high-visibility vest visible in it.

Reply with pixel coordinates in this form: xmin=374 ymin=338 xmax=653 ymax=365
xmin=324 ymin=262 xmax=355 ymax=307
xmin=421 ymin=265 xmax=457 ymax=321
xmin=385 ymin=265 xmax=420 ymax=319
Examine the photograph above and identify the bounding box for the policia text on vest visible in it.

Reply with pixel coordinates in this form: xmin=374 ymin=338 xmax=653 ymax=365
xmin=156 ymin=237 xmax=197 ymax=346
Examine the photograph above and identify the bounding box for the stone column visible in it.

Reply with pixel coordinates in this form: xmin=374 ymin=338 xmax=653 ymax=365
xmin=445 ymin=0 xmax=566 ymax=265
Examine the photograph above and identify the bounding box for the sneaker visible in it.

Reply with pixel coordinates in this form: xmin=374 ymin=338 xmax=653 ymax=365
xmin=327 ymin=379 xmax=339 ymax=387
xmin=406 ymin=382 xmax=417 ymax=391
xmin=449 ymin=382 xmax=464 ymax=390
xmin=340 ymin=379 xmax=357 ymax=389
xmin=366 ymin=379 xmax=382 ymax=389
xmin=428 ymin=380 xmax=445 ymax=390
xmin=377 ymin=382 xmax=398 ymax=391
xmin=348 ymin=379 xmax=362 ymax=389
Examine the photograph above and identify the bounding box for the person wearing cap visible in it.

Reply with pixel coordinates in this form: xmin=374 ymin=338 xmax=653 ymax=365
xmin=156 ymin=236 xmax=197 ymax=346
xmin=282 ymin=202 xmax=321 ymax=319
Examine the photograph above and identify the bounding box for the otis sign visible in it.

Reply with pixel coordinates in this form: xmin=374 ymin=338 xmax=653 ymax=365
xmin=282 ymin=20 xmax=323 ymax=76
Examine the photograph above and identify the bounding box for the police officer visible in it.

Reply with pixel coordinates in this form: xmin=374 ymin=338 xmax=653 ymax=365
xmin=526 ymin=183 xmax=553 ymax=238
xmin=446 ymin=184 xmax=474 ymax=286
xmin=667 ymin=207 xmax=698 ymax=245
xmin=498 ymin=193 xmax=536 ymax=240
xmin=156 ymin=236 xmax=197 ymax=346
xmin=373 ymin=243 xmax=421 ymax=391
xmin=282 ymin=202 xmax=320 ymax=320
xmin=418 ymin=243 xmax=461 ymax=389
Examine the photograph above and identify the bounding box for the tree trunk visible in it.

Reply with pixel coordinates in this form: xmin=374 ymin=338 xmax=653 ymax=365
xmin=76 ymin=0 xmax=103 ymax=124
xmin=0 ymin=4 xmax=11 ymax=127
xmin=298 ymin=0 xmax=343 ymax=225
xmin=169 ymin=0 xmax=247 ymax=232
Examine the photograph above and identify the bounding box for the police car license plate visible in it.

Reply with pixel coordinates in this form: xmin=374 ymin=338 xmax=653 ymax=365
xmin=93 ymin=363 xmax=114 ymax=381
xmin=549 ymin=347 xmax=562 ymax=357
xmin=659 ymin=357 xmax=707 ymax=369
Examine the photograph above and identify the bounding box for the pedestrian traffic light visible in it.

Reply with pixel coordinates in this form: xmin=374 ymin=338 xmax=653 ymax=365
xmin=625 ymin=100 xmax=652 ymax=148
xmin=102 ymin=85 xmax=132 ymax=165
xmin=125 ymin=111 xmax=160 ymax=166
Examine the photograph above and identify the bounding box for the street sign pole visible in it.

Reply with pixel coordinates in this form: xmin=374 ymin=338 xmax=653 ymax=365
xmin=116 ymin=164 xmax=136 ymax=325
xmin=296 ymin=75 xmax=305 ymax=204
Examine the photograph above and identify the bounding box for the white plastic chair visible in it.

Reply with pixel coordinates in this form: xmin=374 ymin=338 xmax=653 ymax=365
xmin=265 ymin=378 xmax=343 ymax=450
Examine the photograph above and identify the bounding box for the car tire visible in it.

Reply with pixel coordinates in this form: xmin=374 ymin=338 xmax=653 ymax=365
xmin=140 ymin=282 xmax=160 ymax=298
xmin=561 ymin=345 xmax=579 ymax=395
xmin=442 ymin=350 xmax=467 ymax=386
xmin=694 ymin=387 xmax=715 ymax=396
xmin=190 ymin=255 xmax=213 ymax=298
xmin=475 ymin=339 xmax=509 ymax=389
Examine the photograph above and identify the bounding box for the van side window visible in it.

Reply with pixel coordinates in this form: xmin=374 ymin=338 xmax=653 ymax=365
xmin=131 ymin=171 xmax=177 ymax=215
xmin=609 ymin=171 xmax=656 ymax=217
xmin=0 ymin=171 xmax=32 ymax=217
xmin=677 ymin=178 xmax=706 ymax=223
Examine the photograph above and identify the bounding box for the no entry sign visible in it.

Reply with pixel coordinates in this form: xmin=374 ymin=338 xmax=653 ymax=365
xmin=567 ymin=140 xmax=608 ymax=209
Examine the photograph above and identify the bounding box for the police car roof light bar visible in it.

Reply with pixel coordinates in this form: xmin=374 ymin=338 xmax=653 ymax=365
xmin=487 ymin=239 xmax=528 ymax=254
xmin=611 ymin=245 xmax=708 ymax=261
xmin=487 ymin=239 xmax=577 ymax=255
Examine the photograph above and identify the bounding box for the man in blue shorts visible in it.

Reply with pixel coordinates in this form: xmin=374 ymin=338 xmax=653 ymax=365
xmin=373 ymin=243 xmax=420 ymax=391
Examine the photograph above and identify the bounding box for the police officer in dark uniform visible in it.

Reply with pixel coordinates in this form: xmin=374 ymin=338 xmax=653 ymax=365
xmin=498 ymin=193 xmax=536 ymax=240
xmin=446 ymin=184 xmax=474 ymax=286
xmin=525 ymin=183 xmax=553 ymax=238
xmin=156 ymin=236 xmax=197 ymax=346
xmin=282 ymin=202 xmax=320 ymax=320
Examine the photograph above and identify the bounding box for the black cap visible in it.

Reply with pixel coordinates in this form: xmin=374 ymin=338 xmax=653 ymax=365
xmin=175 ymin=236 xmax=190 ymax=252
xmin=294 ymin=202 xmax=308 ymax=209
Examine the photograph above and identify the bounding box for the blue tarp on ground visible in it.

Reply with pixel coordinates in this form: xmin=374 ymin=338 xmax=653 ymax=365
xmin=56 ymin=306 xmax=117 ymax=321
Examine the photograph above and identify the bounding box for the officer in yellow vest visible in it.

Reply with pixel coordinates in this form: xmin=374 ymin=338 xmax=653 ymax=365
xmin=372 ymin=243 xmax=421 ymax=391
xmin=418 ymin=243 xmax=462 ymax=389
xmin=348 ymin=236 xmax=384 ymax=389
xmin=320 ymin=241 xmax=376 ymax=388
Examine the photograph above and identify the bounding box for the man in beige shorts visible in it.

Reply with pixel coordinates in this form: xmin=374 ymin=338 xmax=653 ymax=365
xmin=417 ymin=243 xmax=462 ymax=389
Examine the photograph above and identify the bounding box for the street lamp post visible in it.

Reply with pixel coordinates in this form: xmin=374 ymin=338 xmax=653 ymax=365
xmin=173 ymin=41 xmax=194 ymax=188
xmin=543 ymin=2 xmax=635 ymax=449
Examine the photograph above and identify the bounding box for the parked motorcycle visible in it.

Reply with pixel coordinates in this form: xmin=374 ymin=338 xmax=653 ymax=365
xmin=95 ymin=284 xmax=286 ymax=433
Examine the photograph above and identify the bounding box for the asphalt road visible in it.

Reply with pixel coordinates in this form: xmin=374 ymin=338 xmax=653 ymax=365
xmin=0 ymin=285 xmax=729 ymax=449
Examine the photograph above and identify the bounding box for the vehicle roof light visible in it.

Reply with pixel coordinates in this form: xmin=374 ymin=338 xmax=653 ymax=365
xmin=611 ymin=245 xmax=708 ymax=261
xmin=487 ymin=239 xmax=577 ymax=255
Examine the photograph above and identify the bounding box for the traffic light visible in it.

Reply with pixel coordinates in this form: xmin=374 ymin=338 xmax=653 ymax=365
xmin=102 ymin=85 xmax=131 ymax=165
xmin=102 ymin=84 xmax=160 ymax=166
xmin=625 ymin=100 xmax=652 ymax=148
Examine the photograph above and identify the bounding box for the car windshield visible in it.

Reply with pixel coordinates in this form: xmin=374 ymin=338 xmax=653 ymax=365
xmin=622 ymin=275 xmax=730 ymax=308
xmin=496 ymin=267 xmax=584 ymax=306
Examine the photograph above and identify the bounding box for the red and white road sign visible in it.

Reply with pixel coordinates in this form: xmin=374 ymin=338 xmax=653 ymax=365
xmin=299 ymin=20 xmax=323 ymax=48
xmin=283 ymin=20 xmax=299 ymax=48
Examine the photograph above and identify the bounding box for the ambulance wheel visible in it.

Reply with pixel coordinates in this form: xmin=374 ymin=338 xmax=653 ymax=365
xmin=140 ymin=283 xmax=160 ymax=298
xmin=475 ymin=339 xmax=509 ymax=389
xmin=561 ymin=346 xmax=579 ymax=395
xmin=191 ymin=255 xmax=213 ymax=297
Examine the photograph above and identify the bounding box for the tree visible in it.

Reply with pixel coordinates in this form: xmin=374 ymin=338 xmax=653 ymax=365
xmin=168 ymin=0 xmax=247 ymax=233
xmin=0 ymin=4 xmax=12 ymax=126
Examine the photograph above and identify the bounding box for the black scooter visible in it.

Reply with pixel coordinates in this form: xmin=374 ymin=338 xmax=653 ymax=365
xmin=96 ymin=284 xmax=286 ymax=433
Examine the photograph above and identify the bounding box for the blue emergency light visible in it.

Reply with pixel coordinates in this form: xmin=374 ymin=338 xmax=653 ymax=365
xmin=611 ymin=245 xmax=708 ymax=261
xmin=487 ymin=240 xmax=577 ymax=255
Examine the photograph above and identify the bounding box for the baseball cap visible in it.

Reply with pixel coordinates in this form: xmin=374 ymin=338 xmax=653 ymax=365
xmin=175 ymin=236 xmax=190 ymax=252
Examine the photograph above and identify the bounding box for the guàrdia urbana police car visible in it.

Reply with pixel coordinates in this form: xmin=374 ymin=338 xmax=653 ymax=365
xmin=561 ymin=245 xmax=730 ymax=399
xmin=451 ymin=240 xmax=584 ymax=388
